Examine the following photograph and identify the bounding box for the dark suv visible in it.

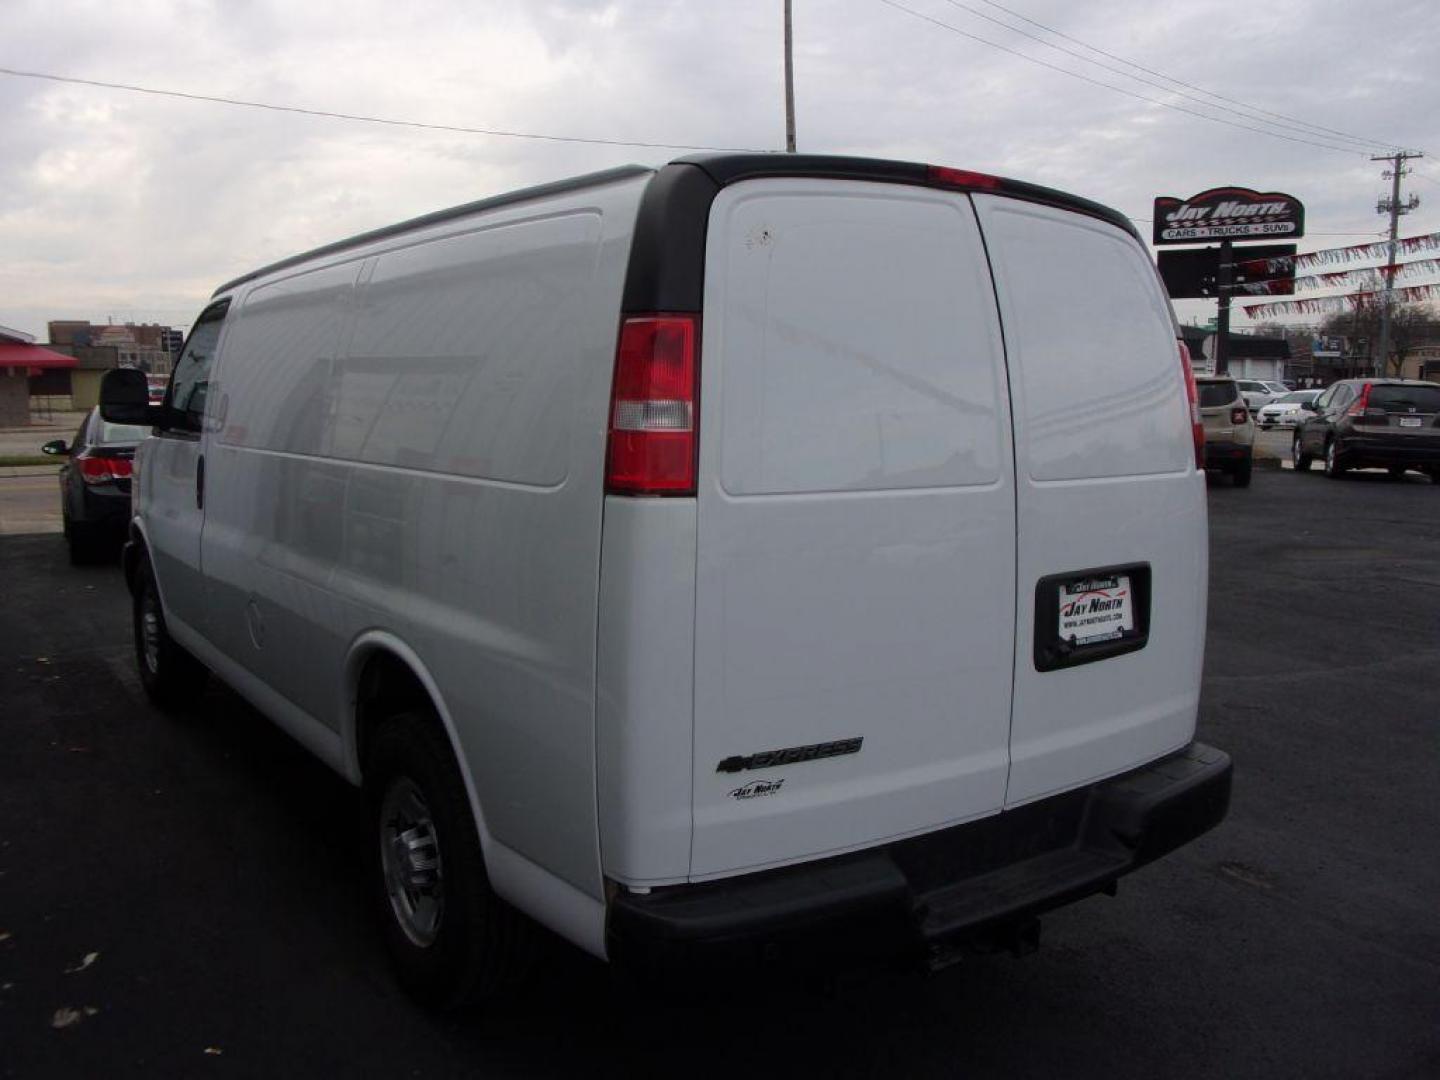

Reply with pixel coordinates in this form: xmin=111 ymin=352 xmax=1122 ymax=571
xmin=1292 ymin=379 xmax=1440 ymax=481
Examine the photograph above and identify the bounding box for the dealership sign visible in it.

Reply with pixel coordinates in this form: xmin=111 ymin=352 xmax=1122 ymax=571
xmin=1153 ymin=187 xmax=1305 ymax=245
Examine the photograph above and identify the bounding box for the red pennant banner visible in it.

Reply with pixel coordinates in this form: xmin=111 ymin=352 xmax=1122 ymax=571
xmin=1231 ymin=258 xmax=1440 ymax=295
xmin=1292 ymin=231 xmax=1440 ymax=270
xmin=1239 ymin=283 xmax=1440 ymax=319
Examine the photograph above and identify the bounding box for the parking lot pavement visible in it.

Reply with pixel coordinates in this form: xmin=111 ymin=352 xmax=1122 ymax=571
xmin=0 ymin=473 xmax=62 ymax=535
xmin=1253 ymin=426 xmax=1295 ymax=463
xmin=1 ymin=468 xmax=1438 ymax=1079
xmin=0 ymin=413 xmax=85 ymax=459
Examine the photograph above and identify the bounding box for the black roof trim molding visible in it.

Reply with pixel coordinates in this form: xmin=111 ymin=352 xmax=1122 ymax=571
xmin=620 ymin=163 xmax=720 ymax=314
xmin=675 ymin=153 xmax=1138 ymax=239
xmin=212 ymin=164 xmax=654 ymax=298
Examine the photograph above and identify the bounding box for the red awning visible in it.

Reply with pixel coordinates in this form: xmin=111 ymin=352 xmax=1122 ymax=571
xmin=0 ymin=342 xmax=79 ymax=372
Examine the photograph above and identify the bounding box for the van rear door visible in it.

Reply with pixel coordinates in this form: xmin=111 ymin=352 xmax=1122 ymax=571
xmin=689 ymin=179 xmax=1016 ymax=878
xmin=971 ymin=196 xmax=1207 ymax=808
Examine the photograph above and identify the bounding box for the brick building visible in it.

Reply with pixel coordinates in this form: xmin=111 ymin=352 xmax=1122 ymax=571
xmin=48 ymin=320 xmax=177 ymax=375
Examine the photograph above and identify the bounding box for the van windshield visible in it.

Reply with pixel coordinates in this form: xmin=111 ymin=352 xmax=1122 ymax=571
xmin=1198 ymin=382 xmax=1238 ymax=408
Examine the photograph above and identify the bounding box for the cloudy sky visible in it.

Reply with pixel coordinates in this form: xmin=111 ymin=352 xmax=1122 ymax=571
xmin=3 ymin=0 xmax=1437 ymax=339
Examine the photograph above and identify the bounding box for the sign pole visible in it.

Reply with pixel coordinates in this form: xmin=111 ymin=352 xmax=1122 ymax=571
xmin=1215 ymin=239 xmax=1232 ymax=376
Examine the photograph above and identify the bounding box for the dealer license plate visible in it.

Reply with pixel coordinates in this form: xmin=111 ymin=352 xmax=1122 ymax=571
xmin=1399 ymin=417 xmax=1422 ymax=427
xmin=1058 ymin=575 xmax=1134 ymax=646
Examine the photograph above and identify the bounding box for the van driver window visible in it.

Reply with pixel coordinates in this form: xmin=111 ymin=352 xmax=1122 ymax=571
xmin=169 ymin=302 xmax=228 ymax=432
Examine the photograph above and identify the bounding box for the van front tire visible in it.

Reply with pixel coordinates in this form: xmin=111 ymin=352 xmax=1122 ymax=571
xmin=367 ymin=712 xmax=528 ymax=1010
xmin=133 ymin=559 xmax=208 ymax=710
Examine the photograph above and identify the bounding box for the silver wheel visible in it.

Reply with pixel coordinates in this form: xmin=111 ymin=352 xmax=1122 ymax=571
xmin=1326 ymin=440 xmax=1339 ymax=476
xmin=380 ymin=777 xmax=444 ymax=948
xmin=139 ymin=588 xmax=162 ymax=674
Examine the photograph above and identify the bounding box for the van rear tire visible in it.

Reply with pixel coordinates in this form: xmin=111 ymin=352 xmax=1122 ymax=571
xmin=133 ymin=558 xmax=209 ymax=710
xmin=1231 ymin=459 xmax=1252 ymax=488
xmin=366 ymin=712 xmax=530 ymax=1010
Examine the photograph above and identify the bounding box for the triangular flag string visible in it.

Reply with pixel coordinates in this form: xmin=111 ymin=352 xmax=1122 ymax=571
xmin=1231 ymin=258 xmax=1440 ymax=295
xmin=1239 ymin=283 xmax=1440 ymax=319
xmin=1291 ymin=231 xmax=1440 ymax=271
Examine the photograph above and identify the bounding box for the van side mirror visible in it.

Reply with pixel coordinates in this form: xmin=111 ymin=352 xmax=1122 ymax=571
xmin=1301 ymin=400 xmax=1319 ymax=412
xmin=99 ymin=368 xmax=162 ymax=427
xmin=40 ymin=439 xmax=69 ymax=456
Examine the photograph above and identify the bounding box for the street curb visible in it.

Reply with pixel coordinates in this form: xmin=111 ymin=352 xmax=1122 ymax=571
xmin=0 ymin=466 xmax=61 ymax=478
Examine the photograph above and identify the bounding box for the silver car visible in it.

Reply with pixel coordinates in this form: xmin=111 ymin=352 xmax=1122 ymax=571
xmin=1257 ymin=389 xmax=1322 ymax=429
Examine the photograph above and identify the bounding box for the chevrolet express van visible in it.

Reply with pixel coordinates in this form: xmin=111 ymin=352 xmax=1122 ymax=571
xmin=101 ymin=153 xmax=1231 ymax=1006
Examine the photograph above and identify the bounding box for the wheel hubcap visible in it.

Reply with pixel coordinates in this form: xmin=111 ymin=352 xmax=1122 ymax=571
xmin=379 ymin=778 xmax=444 ymax=947
xmin=139 ymin=590 xmax=161 ymax=674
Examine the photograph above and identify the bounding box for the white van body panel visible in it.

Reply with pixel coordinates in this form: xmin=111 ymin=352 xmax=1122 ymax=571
xmin=971 ymin=195 xmax=1207 ymax=806
xmin=129 ymin=156 xmax=1219 ymax=973
xmin=189 ymin=171 xmax=654 ymax=954
xmin=688 ymin=179 xmax=1018 ymax=879
xmin=595 ymin=497 xmax=698 ymax=885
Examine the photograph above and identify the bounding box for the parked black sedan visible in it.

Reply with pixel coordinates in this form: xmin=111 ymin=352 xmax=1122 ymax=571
xmin=41 ymin=407 xmax=150 ymax=562
xmin=1292 ymin=379 xmax=1440 ymax=481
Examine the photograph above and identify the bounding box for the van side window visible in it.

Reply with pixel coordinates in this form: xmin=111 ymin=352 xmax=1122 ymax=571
xmin=168 ymin=300 xmax=230 ymax=433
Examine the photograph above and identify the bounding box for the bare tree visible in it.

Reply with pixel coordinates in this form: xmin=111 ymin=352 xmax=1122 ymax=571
xmin=1320 ymin=303 xmax=1440 ymax=376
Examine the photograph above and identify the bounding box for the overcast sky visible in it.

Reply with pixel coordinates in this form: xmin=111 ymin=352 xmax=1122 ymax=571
xmin=3 ymin=0 xmax=1437 ymax=340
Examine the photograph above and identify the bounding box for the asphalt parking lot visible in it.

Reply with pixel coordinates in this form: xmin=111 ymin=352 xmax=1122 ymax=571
xmin=2 ymin=466 xmax=1438 ymax=1079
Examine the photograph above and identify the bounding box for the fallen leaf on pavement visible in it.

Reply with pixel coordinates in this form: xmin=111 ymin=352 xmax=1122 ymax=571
xmin=64 ymin=951 xmax=100 ymax=974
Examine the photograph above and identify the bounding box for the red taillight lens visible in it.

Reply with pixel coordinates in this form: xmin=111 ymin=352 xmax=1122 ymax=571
xmin=1177 ymin=341 xmax=1204 ymax=468
xmin=927 ymin=165 xmax=1002 ymax=191
xmin=76 ymin=453 xmax=131 ymax=484
xmin=1230 ymin=406 xmax=1249 ymax=426
xmin=1345 ymin=383 xmax=1372 ymax=418
xmin=606 ymin=314 xmax=698 ymax=495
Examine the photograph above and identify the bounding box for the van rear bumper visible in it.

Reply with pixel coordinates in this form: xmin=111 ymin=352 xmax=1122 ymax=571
xmin=607 ymin=742 xmax=1231 ymax=979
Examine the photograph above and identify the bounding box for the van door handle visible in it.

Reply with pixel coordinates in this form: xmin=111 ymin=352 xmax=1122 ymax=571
xmin=196 ymin=453 xmax=205 ymax=511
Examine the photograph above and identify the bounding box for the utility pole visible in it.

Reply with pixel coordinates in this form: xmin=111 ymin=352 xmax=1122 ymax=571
xmin=783 ymin=0 xmax=797 ymax=152
xmin=1373 ymin=150 xmax=1422 ymax=376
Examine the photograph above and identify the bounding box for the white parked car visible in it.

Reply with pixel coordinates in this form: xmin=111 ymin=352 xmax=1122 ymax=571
xmin=1256 ymin=389 xmax=1322 ymax=428
xmin=1235 ymin=379 xmax=1289 ymax=412
xmin=100 ymin=153 xmax=1231 ymax=1005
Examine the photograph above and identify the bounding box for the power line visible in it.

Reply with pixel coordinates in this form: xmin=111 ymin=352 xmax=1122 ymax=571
xmin=0 ymin=66 xmax=769 ymax=153
xmin=969 ymin=0 xmax=1423 ymax=155
xmin=875 ymin=0 xmax=1369 ymax=156
xmin=936 ymin=0 xmax=1399 ymax=154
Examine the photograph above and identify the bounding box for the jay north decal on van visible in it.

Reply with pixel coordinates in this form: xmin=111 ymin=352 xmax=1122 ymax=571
xmin=716 ymin=737 xmax=863 ymax=774
xmin=728 ymin=779 xmax=786 ymax=800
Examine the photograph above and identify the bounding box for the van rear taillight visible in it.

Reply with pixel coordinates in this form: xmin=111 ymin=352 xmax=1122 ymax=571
xmin=606 ymin=314 xmax=698 ymax=496
xmin=1178 ymin=341 xmax=1204 ymax=468
xmin=927 ymin=165 xmax=1002 ymax=191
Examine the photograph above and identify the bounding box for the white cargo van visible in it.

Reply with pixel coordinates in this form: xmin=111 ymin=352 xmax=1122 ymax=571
xmin=101 ymin=153 xmax=1230 ymax=1004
